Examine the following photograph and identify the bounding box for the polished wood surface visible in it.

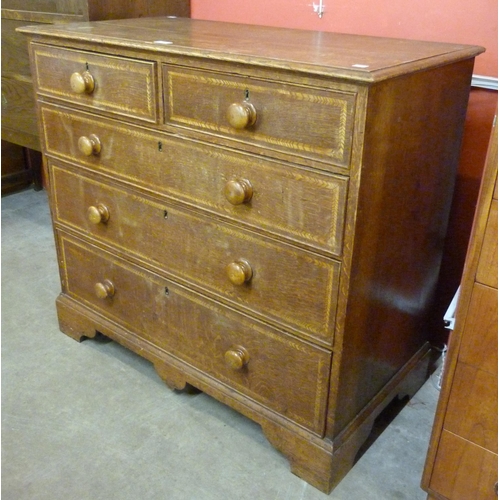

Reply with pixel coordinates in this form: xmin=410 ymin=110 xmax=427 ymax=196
xmin=422 ymin=118 xmax=498 ymax=499
xmin=21 ymin=17 xmax=483 ymax=493
xmin=59 ymin=233 xmax=331 ymax=434
xmin=40 ymin=103 xmax=349 ymax=255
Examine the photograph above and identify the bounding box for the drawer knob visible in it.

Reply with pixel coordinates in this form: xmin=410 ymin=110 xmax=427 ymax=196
xmin=70 ymin=70 xmax=95 ymax=94
xmin=88 ymin=204 xmax=110 ymax=224
xmin=227 ymin=259 xmax=253 ymax=285
xmin=227 ymin=101 xmax=257 ymax=129
xmin=94 ymin=279 xmax=115 ymax=299
xmin=224 ymin=346 xmax=249 ymax=370
xmin=224 ymin=179 xmax=253 ymax=205
xmin=78 ymin=134 xmax=101 ymax=156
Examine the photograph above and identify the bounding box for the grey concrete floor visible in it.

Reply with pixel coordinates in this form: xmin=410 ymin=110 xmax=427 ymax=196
xmin=2 ymin=188 xmax=439 ymax=500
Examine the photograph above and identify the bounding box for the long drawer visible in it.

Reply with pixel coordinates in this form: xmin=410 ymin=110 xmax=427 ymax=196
xmin=163 ymin=64 xmax=357 ymax=170
xmin=40 ymin=104 xmax=348 ymax=256
xmin=51 ymin=164 xmax=340 ymax=345
xmin=31 ymin=44 xmax=158 ymax=123
xmin=58 ymin=232 xmax=332 ymax=435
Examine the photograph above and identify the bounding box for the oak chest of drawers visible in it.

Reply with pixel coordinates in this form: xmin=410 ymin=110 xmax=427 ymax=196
xmin=20 ymin=18 xmax=483 ymax=493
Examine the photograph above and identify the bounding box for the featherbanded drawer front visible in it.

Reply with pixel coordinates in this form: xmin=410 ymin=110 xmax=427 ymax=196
xmin=21 ymin=17 xmax=483 ymax=494
xmin=58 ymin=232 xmax=332 ymax=435
xmin=51 ymin=164 xmax=340 ymax=345
xmin=163 ymin=65 xmax=357 ymax=171
xmin=31 ymin=44 xmax=158 ymax=123
xmin=40 ymin=105 xmax=348 ymax=256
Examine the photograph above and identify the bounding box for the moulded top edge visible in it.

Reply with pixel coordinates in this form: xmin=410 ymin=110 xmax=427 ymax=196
xmin=17 ymin=17 xmax=485 ymax=83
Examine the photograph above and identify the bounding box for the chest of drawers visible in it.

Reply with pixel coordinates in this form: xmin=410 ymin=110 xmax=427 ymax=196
xmin=422 ymin=119 xmax=497 ymax=499
xmin=20 ymin=18 xmax=483 ymax=493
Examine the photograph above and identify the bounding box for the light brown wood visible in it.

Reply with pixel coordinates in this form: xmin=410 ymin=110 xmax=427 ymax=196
xmin=87 ymin=204 xmax=109 ymax=224
xmin=224 ymin=346 xmax=250 ymax=370
xmin=422 ymin=117 xmax=497 ymax=498
xmin=39 ymin=104 xmax=349 ymax=255
xmin=476 ymin=200 xmax=498 ymax=288
xmin=77 ymin=134 xmax=100 ymax=156
xmin=70 ymin=70 xmax=95 ymax=94
xmin=20 ymin=17 xmax=483 ymax=494
xmin=224 ymin=178 xmax=253 ymax=205
xmin=94 ymin=279 xmax=114 ymax=299
xmin=227 ymin=101 xmax=257 ymax=129
xmin=226 ymin=259 xmax=253 ymax=286
xmin=429 ymin=430 xmax=497 ymax=500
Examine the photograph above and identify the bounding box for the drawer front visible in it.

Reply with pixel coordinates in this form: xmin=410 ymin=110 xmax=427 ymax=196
xmin=443 ymin=361 xmax=497 ymax=453
xmin=41 ymin=104 xmax=348 ymax=256
xmin=59 ymin=233 xmax=332 ymax=435
xmin=52 ymin=165 xmax=340 ymax=344
xmin=459 ymin=283 xmax=497 ymax=376
xmin=430 ymin=430 xmax=498 ymax=500
xmin=163 ymin=65 xmax=356 ymax=171
xmin=31 ymin=44 xmax=157 ymax=122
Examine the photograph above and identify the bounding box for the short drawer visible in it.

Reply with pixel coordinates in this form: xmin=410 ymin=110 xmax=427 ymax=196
xmin=31 ymin=43 xmax=157 ymax=122
xmin=41 ymin=104 xmax=348 ymax=256
xmin=163 ymin=65 xmax=356 ymax=171
xmin=51 ymin=165 xmax=340 ymax=345
xmin=58 ymin=232 xmax=332 ymax=435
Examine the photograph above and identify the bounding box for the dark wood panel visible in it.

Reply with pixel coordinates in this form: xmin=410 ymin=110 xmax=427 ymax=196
xmin=1 ymin=77 xmax=40 ymax=150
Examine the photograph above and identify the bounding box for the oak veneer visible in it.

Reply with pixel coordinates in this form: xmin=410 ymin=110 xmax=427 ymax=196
xmin=20 ymin=18 xmax=483 ymax=493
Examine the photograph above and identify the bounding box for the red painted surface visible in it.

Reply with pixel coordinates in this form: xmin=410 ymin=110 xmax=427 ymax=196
xmin=191 ymin=1 xmax=498 ymax=343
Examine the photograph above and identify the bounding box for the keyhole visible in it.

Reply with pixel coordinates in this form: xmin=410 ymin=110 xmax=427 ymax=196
xmin=244 ymin=89 xmax=250 ymax=100
xmin=163 ymin=210 xmax=168 ymax=219
xmin=164 ymin=286 xmax=169 ymax=296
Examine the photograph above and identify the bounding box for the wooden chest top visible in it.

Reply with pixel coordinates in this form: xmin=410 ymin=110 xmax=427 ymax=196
xmin=19 ymin=17 xmax=483 ymax=81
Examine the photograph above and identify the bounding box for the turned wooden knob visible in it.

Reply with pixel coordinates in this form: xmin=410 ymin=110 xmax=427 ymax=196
xmin=78 ymin=134 xmax=101 ymax=156
xmin=224 ymin=346 xmax=249 ymax=370
xmin=227 ymin=101 xmax=257 ymax=129
xmin=70 ymin=70 xmax=95 ymax=94
xmin=226 ymin=259 xmax=253 ymax=285
xmin=94 ymin=279 xmax=115 ymax=299
xmin=87 ymin=204 xmax=110 ymax=224
xmin=224 ymin=179 xmax=253 ymax=205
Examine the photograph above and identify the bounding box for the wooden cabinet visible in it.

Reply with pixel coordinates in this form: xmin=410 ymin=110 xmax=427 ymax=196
xmin=19 ymin=18 xmax=483 ymax=493
xmin=422 ymin=118 xmax=498 ymax=500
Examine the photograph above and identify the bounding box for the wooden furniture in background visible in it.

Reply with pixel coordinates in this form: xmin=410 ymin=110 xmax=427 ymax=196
xmin=422 ymin=117 xmax=498 ymax=499
xmin=1 ymin=0 xmax=190 ymax=191
xmin=20 ymin=18 xmax=483 ymax=493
